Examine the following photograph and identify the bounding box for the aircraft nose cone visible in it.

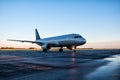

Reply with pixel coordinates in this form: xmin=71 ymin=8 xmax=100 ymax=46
xmin=83 ymin=38 xmax=86 ymax=44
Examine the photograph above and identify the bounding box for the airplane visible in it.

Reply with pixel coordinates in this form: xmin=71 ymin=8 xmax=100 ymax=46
xmin=8 ymin=29 xmax=86 ymax=52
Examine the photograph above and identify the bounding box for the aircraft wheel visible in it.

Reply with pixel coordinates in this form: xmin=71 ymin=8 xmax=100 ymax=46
xmin=59 ymin=48 xmax=63 ymax=52
xmin=43 ymin=49 xmax=47 ymax=52
xmin=73 ymin=50 xmax=76 ymax=52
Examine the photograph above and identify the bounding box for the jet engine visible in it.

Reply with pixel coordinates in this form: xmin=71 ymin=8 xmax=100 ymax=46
xmin=41 ymin=44 xmax=51 ymax=51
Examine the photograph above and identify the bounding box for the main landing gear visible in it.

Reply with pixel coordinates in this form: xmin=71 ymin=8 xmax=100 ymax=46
xmin=59 ymin=47 xmax=63 ymax=52
xmin=43 ymin=49 xmax=47 ymax=52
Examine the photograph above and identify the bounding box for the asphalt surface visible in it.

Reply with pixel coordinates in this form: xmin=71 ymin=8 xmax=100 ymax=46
xmin=0 ymin=50 xmax=120 ymax=80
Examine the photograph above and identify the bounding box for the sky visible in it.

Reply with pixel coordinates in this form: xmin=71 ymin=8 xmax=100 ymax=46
xmin=0 ymin=0 xmax=120 ymax=49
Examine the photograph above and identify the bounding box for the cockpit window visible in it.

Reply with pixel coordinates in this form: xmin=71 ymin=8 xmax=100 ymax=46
xmin=74 ymin=36 xmax=82 ymax=38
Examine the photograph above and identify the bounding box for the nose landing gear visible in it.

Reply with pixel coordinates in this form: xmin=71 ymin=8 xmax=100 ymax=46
xmin=72 ymin=46 xmax=76 ymax=52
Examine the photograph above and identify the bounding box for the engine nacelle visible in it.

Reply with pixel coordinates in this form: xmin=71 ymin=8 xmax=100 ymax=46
xmin=41 ymin=44 xmax=51 ymax=50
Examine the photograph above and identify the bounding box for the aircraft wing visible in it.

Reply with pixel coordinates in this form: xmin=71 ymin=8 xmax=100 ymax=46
xmin=7 ymin=39 xmax=59 ymax=46
xmin=7 ymin=39 xmax=40 ymax=44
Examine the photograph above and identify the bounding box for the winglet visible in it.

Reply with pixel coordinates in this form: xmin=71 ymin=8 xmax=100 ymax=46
xmin=35 ymin=29 xmax=41 ymax=40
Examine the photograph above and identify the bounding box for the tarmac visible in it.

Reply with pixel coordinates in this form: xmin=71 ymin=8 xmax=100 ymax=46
xmin=0 ymin=49 xmax=120 ymax=80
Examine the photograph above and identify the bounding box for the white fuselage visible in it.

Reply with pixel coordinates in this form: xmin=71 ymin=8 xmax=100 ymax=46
xmin=36 ymin=34 xmax=86 ymax=47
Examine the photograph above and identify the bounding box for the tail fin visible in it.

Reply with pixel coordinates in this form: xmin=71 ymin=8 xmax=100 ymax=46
xmin=35 ymin=29 xmax=41 ymax=40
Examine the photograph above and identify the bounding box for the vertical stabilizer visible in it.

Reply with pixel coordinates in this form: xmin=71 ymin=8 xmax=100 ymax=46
xmin=35 ymin=29 xmax=41 ymax=40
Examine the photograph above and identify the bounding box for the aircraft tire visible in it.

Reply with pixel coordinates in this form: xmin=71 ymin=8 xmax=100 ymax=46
xmin=59 ymin=48 xmax=63 ymax=52
xmin=43 ymin=49 xmax=47 ymax=52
